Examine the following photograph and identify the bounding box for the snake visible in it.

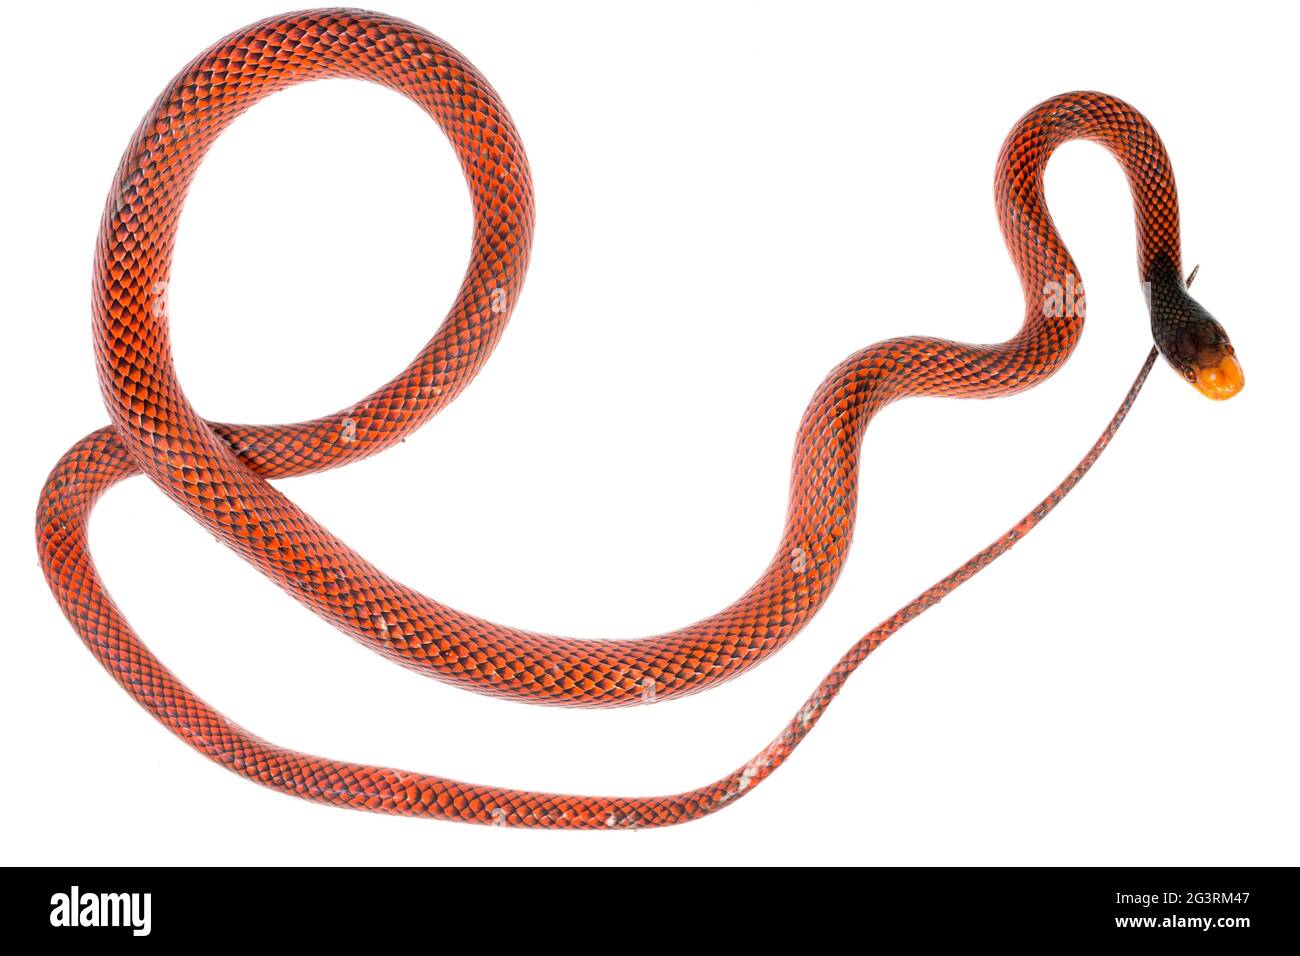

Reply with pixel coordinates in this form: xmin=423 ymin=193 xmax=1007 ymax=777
xmin=36 ymin=9 xmax=1242 ymax=829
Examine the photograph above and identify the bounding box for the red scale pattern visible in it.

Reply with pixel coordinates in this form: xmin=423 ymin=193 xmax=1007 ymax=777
xmin=37 ymin=9 xmax=1185 ymax=826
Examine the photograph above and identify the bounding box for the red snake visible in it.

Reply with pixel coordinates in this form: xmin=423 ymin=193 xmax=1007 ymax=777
xmin=36 ymin=9 xmax=1242 ymax=828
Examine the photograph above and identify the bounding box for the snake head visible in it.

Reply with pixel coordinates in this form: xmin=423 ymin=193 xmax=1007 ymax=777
xmin=1148 ymin=269 xmax=1244 ymax=401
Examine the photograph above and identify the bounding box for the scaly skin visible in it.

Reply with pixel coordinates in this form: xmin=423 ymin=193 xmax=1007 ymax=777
xmin=36 ymin=9 xmax=1236 ymax=826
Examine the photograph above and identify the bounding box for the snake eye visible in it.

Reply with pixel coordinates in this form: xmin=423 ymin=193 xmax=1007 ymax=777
xmin=1183 ymin=366 xmax=1197 ymax=382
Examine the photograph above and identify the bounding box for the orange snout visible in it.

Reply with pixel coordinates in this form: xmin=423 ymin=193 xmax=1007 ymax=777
xmin=1193 ymin=354 xmax=1245 ymax=401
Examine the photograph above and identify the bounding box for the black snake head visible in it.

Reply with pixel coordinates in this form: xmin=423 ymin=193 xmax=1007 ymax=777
xmin=1148 ymin=268 xmax=1244 ymax=401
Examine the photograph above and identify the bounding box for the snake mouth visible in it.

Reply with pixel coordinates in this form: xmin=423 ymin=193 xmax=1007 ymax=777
xmin=1192 ymin=353 xmax=1245 ymax=401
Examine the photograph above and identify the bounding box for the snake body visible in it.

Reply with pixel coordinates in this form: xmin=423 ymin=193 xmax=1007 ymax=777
xmin=36 ymin=9 xmax=1239 ymax=827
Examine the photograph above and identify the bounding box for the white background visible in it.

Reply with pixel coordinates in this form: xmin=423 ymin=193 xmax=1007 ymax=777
xmin=2 ymin=0 xmax=1296 ymax=866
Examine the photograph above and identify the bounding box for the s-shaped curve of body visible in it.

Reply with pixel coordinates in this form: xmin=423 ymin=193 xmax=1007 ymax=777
xmin=37 ymin=9 xmax=1241 ymax=827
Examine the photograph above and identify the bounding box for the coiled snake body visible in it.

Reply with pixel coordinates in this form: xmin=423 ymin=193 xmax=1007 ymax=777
xmin=36 ymin=9 xmax=1242 ymax=828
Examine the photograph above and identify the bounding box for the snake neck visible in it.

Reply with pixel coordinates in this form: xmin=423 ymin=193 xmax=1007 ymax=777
xmin=994 ymin=91 xmax=1183 ymax=364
